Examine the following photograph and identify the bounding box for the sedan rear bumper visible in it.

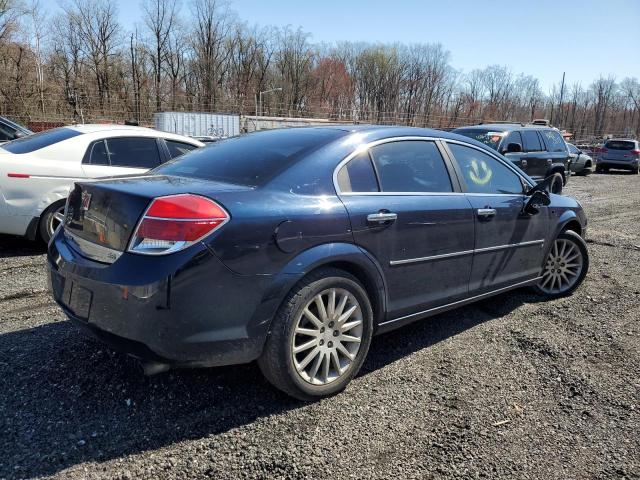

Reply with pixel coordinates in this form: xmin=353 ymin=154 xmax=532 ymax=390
xmin=48 ymin=229 xmax=274 ymax=368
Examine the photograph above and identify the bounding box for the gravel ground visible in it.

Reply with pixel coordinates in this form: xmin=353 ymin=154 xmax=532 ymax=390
xmin=1 ymin=173 xmax=639 ymax=480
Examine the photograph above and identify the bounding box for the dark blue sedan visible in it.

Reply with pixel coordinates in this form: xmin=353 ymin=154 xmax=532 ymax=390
xmin=47 ymin=126 xmax=589 ymax=400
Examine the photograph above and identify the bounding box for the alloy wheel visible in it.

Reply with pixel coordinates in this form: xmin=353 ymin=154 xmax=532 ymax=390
xmin=47 ymin=205 xmax=66 ymax=238
xmin=291 ymin=288 xmax=363 ymax=386
xmin=538 ymin=238 xmax=584 ymax=295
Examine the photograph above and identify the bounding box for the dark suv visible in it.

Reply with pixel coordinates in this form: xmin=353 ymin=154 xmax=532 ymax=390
xmin=596 ymin=139 xmax=639 ymax=174
xmin=452 ymin=124 xmax=571 ymax=193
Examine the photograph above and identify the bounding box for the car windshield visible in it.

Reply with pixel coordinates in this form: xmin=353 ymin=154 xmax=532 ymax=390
xmin=604 ymin=140 xmax=635 ymax=151
xmin=0 ymin=127 xmax=81 ymax=154
xmin=453 ymin=129 xmax=506 ymax=150
xmin=154 ymin=128 xmax=346 ymax=186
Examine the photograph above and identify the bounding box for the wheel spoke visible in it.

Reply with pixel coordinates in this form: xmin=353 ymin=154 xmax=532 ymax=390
xmin=327 ymin=289 xmax=336 ymax=318
xmin=340 ymin=334 xmax=361 ymax=344
xmin=337 ymin=305 xmax=357 ymax=325
xmin=308 ymin=352 xmax=323 ymax=380
xmin=335 ymin=294 xmax=348 ymax=318
xmin=341 ymin=319 xmax=362 ymax=332
xmin=315 ymin=295 xmax=328 ymax=322
xmin=297 ymin=347 xmax=321 ymax=370
xmin=337 ymin=342 xmax=355 ymax=360
xmin=293 ymin=338 xmax=317 ymax=354
xmin=303 ymin=308 xmax=323 ymax=329
xmin=330 ymin=349 xmax=342 ymax=374
xmin=53 ymin=212 xmax=65 ymax=223
xmin=322 ymin=352 xmax=330 ymax=382
xmin=295 ymin=327 xmax=319 ymax=337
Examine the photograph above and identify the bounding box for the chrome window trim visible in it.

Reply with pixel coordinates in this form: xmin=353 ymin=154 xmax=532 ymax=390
xmin=389 ymin=239 xmax=544 ymax=266
xmin=380 ymin=276 xmax=543 ymax=327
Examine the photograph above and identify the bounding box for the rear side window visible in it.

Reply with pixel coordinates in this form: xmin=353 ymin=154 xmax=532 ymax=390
xmin=502 ymin=131 xmax=522 ymax=149
xmin=453 ymin=128 xmax=505 ymax=151
xmin=521 ymin=130 xmax=543 ymax=152
xmin=337 ymin=151 xmax=379 ymax=193
xmin=369 ymin=141 xmax=452 ymax=193
xmin=87 ymin=140 xmax=109 ymax=165
xmin=540 ymin=130 xmax=567 ymax=153
xmin=1 ymin=127 xmax=81 ymax=154
xmin=107 ymin=137 xmax=161 ymax=169
xmin=166 ymin=140 xmax=198 ymax=159
xmin=448 ymin=143 xmax=523 ymax=195
xmin=604 ymin=140 xmax=636 ymax=150
xmin=154 ymin=128 xmax=345 ymax=186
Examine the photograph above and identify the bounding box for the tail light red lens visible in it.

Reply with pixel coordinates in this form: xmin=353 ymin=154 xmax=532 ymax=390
xmin=631 ymin=149 xmax=640 ymax=156
xmin=128 ymin=194 xmax=229 ymax=255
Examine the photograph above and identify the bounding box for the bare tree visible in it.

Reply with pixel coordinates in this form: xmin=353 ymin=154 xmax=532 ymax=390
xmin=142 ymin=0 xmax=178 ymax=111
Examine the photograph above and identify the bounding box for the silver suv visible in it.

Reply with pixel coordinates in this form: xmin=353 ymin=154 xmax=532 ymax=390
xmin=596 ymin=139 xmax=640 ymax=174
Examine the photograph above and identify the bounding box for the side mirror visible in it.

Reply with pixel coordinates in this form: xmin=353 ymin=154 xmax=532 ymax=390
xmin=13 ymin=130 xmax=25 ymax=139
xmin=502 ymin=142 xmax=522 ymax=154
xmin=523 ymin=190 xmax=551 ymax=215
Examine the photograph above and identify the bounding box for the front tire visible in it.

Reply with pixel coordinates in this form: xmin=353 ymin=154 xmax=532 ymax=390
xmin=258 ymin=268 xmax=373 ymax=401
xmin=534 ymin=230 xmax=589 ymax=298
xmin=39 ymin=200 xmax=66 ymax=244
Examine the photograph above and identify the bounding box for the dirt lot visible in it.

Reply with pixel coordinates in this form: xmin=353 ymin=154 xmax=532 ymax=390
xmin=0 ymin=173 xmax=638 ymax=480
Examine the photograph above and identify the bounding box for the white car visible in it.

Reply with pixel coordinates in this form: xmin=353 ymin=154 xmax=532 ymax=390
xmin=0 ymin=124 xmax=204 ymax=242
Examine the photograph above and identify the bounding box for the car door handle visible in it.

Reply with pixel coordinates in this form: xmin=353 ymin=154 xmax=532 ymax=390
xmin=367 ymin=212 xmax=398 ymax=224
xmin=477 ymin=208 xmax=497 ymax=219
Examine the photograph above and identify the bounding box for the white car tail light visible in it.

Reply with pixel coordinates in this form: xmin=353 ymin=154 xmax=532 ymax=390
xmin=128 ymin=194 xmax=229 ymax=255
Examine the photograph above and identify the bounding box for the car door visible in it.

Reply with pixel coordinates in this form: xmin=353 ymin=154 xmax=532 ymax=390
xmin=444 ymin=141 xmax=549 ymax=294
xmin=519 ymin=129 xmax=549 ymax=180
xmin=336 ymin=138 xmax=475 ymax=321
xmin=539 ymin=129 xmax=570 ymax=176
xmin=81 ymin=137 xmax=163 ymax=178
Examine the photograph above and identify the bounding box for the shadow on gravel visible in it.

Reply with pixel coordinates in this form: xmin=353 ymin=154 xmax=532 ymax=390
xmin=0 ymin=235 xmax=45 ymax=258
xmin=0 ymin=289 xmax=540 ymax=478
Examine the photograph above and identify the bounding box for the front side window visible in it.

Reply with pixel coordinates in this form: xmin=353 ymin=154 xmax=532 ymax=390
xmin=521 ymin=130 xmax=543 ymax=152
xmin=369 ymin=141 xmax=452 ymax=193
xmin=166 ymin=140 xmax=198 ymax=159
xmin=106 ymin=137 xmax=161 ymax=169
xmin=448 ymin=143 xmax=523 ymax=195
xmin=540 ymin=130 xmax=567 ymax=153
xmin=336 ymin=151 xmax=379 ymax=193
xmin=567 ymin=144 xmax=580 ymax=155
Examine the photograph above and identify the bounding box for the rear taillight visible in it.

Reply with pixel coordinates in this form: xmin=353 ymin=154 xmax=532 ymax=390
xmin=128 ymin=194 xmax=229 ymax=255
xmin=631 ymin=149 xmax=640 ymax=156
xmin=599 ymin=148 xmax=607 ymax=154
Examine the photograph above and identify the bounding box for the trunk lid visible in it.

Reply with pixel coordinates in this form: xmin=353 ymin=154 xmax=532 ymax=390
xmin=64 ymin=175 xmax=251 ymax=255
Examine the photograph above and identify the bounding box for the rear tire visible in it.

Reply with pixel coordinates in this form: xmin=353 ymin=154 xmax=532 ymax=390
xmin=534 ymin=230 xmax=589 ymax=298
xmin=38 ymin=200 xmax=66 ymax=244
xmin=549 ymin=173 xmax=564 ymax=194
xmin=258 ymin=268 xmax=373 ymax=401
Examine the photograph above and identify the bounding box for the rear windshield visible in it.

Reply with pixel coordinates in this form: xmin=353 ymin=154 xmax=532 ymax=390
xmin=453 ymin=129 xmax=505 ymax=151
xmin=604 ymin=140 xmax=636 ymax=151
xmin=1 ymin=127 xmax=81 ymax=154
xmin=154 ymin=128 xmax=345 ymax=186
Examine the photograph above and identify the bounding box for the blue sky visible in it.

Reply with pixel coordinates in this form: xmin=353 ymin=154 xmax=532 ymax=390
xmin=54 ymin=0 xmax=640 ymax=92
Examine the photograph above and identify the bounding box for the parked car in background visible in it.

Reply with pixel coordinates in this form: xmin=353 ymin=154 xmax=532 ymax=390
xmin=452 ymin=123 xmax=571 ymax=194
xmin=0 ymin=115 xmax=33 ymax=142
xmin=567 ymin=143 xmax=594 ymax=175
xmin=0 ymin=124 xmax=203 ymax=242
xmin=596 ymin=139 xmax=640 ymax=174
xmin=48 ymin=126 xmax=589 ymax=400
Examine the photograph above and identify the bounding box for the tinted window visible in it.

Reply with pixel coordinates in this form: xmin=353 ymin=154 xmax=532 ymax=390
xmin=449 ymin=143 xmax=523 ymax=194
xmin=86 ymin=140 xmax=109 ymax=165
xmin=604 ymin=140 xmax=635 ymax=150
xmin=106 ymin=137 xmax=160 ymax=169
xmin=521 ymin=130 xmax=543 ymax=152
xmin=567 ymin=143 xmax=580 ymax=154
xmin=453 ymin=128 xmax=505 ymax=150
xmin=166 ymin=140 xmax=198 ymax=159
xmin=337 ymin=151 xmax=379 ymax=192
xmin=155 ymin=129 xmax=345 ymax=186
xmin=502 ymin=131 xmax=522 ymax=149
xmin=1 ymin=127 xmax=81 ymax=154
xmin=540 ymin=129 xmax=567 ymax=153
xmin=0 ymin=122 xmax=15 ymax=141
xmin=369 ymin=141 xmax=452 ymax=193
